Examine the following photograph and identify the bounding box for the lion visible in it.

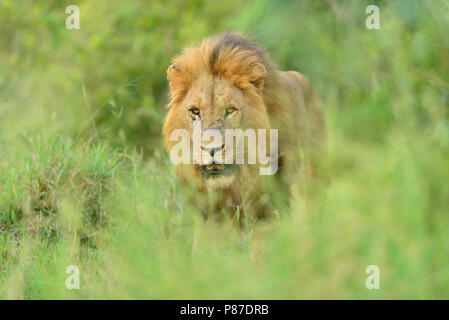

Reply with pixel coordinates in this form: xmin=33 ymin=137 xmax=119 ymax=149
xmin=162 ymin=32 xmax=326 ymax=225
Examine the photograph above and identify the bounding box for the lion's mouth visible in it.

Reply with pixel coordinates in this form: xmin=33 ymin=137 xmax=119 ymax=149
xmin=200 ymin=163 xmax=236 ymax=179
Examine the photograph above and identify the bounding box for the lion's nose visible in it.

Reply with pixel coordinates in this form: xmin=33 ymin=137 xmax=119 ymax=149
xmin=201 ymin=144 xmax=225 ymax=157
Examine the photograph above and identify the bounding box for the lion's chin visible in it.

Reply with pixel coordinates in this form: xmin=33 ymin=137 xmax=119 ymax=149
xmin=205 ymin=175 xmax=235 ymax=191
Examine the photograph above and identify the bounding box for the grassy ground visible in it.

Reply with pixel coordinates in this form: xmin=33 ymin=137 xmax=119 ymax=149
xmin=1 ymin=0 xmax=449 ymax=299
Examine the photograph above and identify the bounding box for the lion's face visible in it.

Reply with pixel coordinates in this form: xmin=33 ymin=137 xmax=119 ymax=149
xmin=164 ymin=73 xmax=271 ymax=190
xmin=184 ymin=75 xmax=269 ymax=190
xmin=182 ymin=75 xmax=247 ymax=136
xmin=163 ymin=33 xmax=276 ymax=191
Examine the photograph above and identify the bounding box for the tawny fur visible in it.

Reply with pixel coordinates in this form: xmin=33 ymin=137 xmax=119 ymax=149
xmin=162 ymin=32 xmax=326 ymax=220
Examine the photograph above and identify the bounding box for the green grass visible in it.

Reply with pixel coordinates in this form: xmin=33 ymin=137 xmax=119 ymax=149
xmin=1 ymin=0 xmax=449 ymax=299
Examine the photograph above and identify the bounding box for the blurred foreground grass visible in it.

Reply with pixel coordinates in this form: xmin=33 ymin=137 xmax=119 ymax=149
xmin=1 ymin=0 xmax=449 ymax=298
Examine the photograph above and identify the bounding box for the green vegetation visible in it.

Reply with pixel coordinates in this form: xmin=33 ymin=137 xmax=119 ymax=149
xmin=1 ymin=0 xmax=448 ymax=299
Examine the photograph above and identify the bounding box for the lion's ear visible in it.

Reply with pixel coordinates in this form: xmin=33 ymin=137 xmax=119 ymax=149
xmin=247 ymin=63 xmax=267 ymax=90
xmin=167 ymin=64 xmax=182 ymax=92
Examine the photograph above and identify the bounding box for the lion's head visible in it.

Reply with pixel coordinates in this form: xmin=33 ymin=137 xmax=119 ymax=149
xmin=162 ymin=33 xmax=277 ymax=191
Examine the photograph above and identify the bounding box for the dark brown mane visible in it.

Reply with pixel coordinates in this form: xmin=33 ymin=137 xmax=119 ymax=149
xmin=208 ymin=32 xmax=268 ymax=70
xmin=167 ymin=32 xmax=279 ymax=108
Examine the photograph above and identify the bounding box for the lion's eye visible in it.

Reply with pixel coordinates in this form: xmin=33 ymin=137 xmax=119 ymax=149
xmin=190 ymin=106 xmax=200 ymax=115
xmin=225 ymin=106 xmax=236 ymax=116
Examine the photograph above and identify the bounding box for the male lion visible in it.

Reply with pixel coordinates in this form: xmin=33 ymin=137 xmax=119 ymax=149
xmin=162 ymin=32 xmax=326 ymax=224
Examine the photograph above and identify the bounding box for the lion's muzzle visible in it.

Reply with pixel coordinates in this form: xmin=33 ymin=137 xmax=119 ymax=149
xmin=200 ymin=163 xmax=236 ymax=179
